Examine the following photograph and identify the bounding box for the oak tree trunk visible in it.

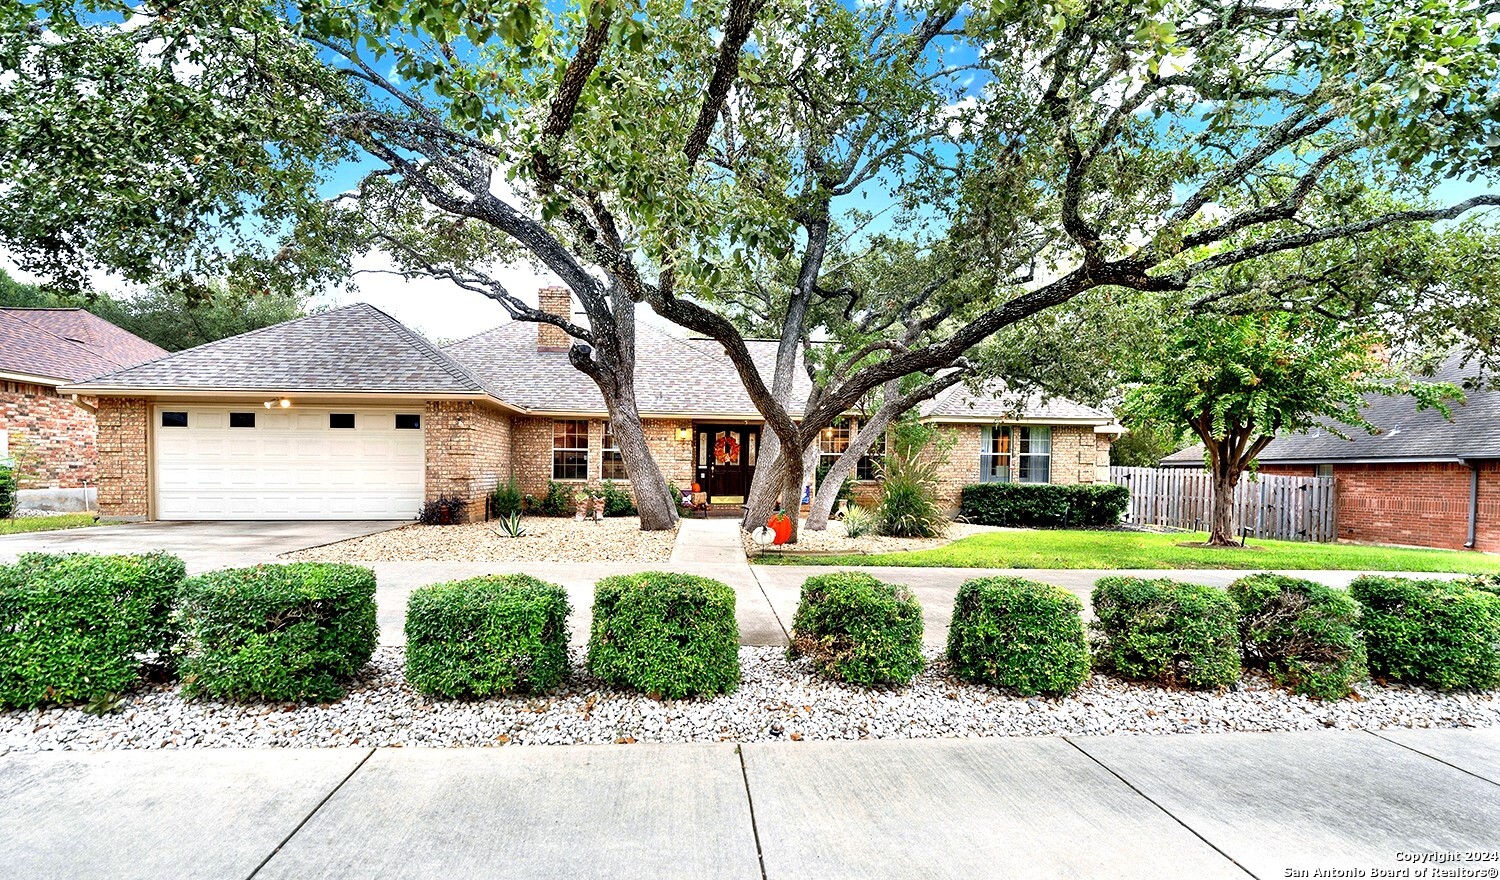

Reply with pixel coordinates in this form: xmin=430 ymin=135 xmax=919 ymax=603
xmin=607 ymin=402 xmax=678 ymax=531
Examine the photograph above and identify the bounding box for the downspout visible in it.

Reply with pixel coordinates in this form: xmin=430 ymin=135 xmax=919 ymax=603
xmin=1464 ymin=459 xmax=1479 ymax=550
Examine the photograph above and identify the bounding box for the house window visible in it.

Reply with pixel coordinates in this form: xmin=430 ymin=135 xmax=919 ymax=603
xmin=161 ymin=411 xmax=188 ymax=428
xmin=229 ymin=412 xmax=255 ymax=428
xmin=552 ymin=419 xmax=589 ymax=480
xmin=1315 ymin=464 xmax=1334 ymax=478
xmin=396 ymin=414 xmax=421 ymax=430
xmin=855 ymin=429 xmax=886 ymax=481
xmin=1018 ymin=426 xmax=1051 ymax=483
xmin=602 ymin=423 xmax=627 ymax=481
xmin=980 ymin=425 xmax=1011 ymax=483
xmin=330 ymin=413 xmax=355 ymax=429
xmin=819 ymin=420 xmax=852 ymax=471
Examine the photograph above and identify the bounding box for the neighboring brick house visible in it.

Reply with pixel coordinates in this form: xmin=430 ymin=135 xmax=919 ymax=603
xmin=65 ymin=292 xmax=1122 ymax=522
xmin=0 ymin=308 xmax=167 ymax=509
xmin=1160 ymin=352 xmax=1499 ymax=552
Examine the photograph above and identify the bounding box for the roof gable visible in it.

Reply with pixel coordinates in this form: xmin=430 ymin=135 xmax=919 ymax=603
xmin=0 ymin=308 xmax=167 ymax=383
xmin=919 ymin=381 xmax=1113 ymax=422
xmin=67 ymin=303 xmax=494 ymax=395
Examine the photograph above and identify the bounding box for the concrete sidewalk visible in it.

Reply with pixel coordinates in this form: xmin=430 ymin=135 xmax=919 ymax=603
xmin=4 ymin=729 xmax=1497 ymax=879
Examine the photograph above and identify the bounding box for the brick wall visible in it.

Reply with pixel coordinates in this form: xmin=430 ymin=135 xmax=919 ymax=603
xmin=510 ymin=415 xmax=694 ymax=501
xmin=95 ymin=397 xmax=149 ymax=519
xmin=1263 ymin=460 xmax=1500 ymax=552
xmin=1 ymin=381 xmax=97 ymax=489
xmin=923 ymin=424 xmax=1112 ymax=511
xmin=422 ymin=400 xmax=513 ymax=523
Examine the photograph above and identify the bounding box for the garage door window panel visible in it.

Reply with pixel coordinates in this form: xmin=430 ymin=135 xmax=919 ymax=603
xmin=161 ymin=411 xmax=188 ymax=427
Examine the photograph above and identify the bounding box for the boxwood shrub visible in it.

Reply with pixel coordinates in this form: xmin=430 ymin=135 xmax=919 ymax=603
xmin=790 ymin=572 xmax=925 ymax=686
xmin=0 ymin=552 xmax=186 ymax=708
xmin=946 ymin=576 xmax=1089 ymax=696
xmin=1228 ymin=573 xmax=1366 ymax=700
xmin=175 ymin=563 xmax=378 ymax=702
xmin=1091 ymin=576 xmax=1241 ymax=689
xmin=1349 ymin=575 xmax=1500 ymax=691
xmin=959 ymin=482 xmax=1129 ymax=528
xmin=405 ymin=574 xmax=570 ymax=698
xmin=586 ymin=572 xmax=739 ymax=698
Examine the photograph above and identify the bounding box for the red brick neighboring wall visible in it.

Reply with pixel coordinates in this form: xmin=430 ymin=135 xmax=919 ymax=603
xmin=1 ymin=380 xmax=97 ymax=489
xmin=1262 ymin=461 xmax=1500 ymax=551
xmin=96 ymin=397 xmax=149 ymax=519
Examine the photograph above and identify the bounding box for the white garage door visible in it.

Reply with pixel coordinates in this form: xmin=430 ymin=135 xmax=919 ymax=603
xmin=153 ymin=406 xmax=425 ymax=520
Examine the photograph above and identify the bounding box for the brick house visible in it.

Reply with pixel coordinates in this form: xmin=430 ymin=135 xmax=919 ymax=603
xmin=64 ymin=292 xmax=1122 ymax=522
xmin=1160 ymin=352 xmax=1499 ymax=551
xmin=0 ymin=308 xmax=167 ymax=510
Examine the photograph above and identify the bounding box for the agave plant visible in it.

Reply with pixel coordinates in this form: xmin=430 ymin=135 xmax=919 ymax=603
xmin=496 ymin=511 xmax=527 ymax=538
xmin=840 ymin=504 xmax=874 ymax=538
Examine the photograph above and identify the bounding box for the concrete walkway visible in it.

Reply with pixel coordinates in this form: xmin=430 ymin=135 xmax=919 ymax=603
xmin=670 ymin=516 xmax=749 ymax=564
xmin=4 ymin=729 xmax=1497 ymax=879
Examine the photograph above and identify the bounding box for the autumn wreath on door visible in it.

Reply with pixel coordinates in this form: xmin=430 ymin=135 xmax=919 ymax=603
xmin=713 ymin=433 xmax=741 ymax=465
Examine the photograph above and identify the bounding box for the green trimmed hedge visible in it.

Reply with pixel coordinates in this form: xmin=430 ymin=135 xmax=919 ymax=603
xmin=0 ymin=463 xmax=14 ymax=518
xmin=946 ymin=576 xmax=1089 ymax=696
xmin=1091 ymin=576 xmax=1241 ymax=689
xmin=790 ymin=572 xmax=925 ymax=686
xmin=959 ymin=482 xmax=1128 ymax=528
xmin=405 ymin=574 xmax=570 ymax=698
xmin=586 ymin=572 xmax=739 ymax=698
xmin=175 ymin=563 xmax=378 ymax=702
xmin=1349 ymin=575 xmax=1500 ymax=691
xmin=0 ymin=552 xmax=186 ymax=708
xmin=1228 ymin=573 xmax=1366 ymax=700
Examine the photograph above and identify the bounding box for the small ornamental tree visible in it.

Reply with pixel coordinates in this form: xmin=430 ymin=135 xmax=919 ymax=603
xmin=1122 ymin=312 xmax=1459 ymax=546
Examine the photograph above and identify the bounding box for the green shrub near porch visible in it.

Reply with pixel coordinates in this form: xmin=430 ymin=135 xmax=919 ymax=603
xmin=790 ymin=572 xmax=925 ymax=686
xmin=1228 ymin=573 xmax=1366 ymax=700
xmin=959 ymin=482 xmax=1129 ymax=528
xmin=0 ymin=552 xmax=186 ymax=708
xmin=1349 ymin=575 xmax=1500 ymax=691
xmin=946 ymin=576 xmax=1089 ymax=696
xmin=175 ymin=563 xmax=378 ymax=702
xmin=405 ymin=574 xmax=571 ymax=698
xmin=586 ymin=571 xmax=739 ymax=698
xmin=1091 ymin=576 xmax=1241 ymax=689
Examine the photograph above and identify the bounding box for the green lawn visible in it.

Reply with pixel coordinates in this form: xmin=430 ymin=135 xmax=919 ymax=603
xmin=756 ymin=529 xmax=1500 ymax=573
xmin=0 ymin=513 xmax=104 ymax=536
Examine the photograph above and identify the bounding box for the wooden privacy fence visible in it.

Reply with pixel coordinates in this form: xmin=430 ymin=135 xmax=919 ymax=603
xmin=1109 ymin=466 xmax=1337 ymax=543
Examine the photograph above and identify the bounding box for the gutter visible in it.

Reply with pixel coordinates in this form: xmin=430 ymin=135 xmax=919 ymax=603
xmin=1464 ymin=458 xmax=1479 ymax=550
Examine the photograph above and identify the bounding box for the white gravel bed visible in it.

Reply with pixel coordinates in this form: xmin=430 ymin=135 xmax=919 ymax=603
xmin=4 ymin=647 xmax=1496 ymax=752
xmin=282 ymin=516 xmax=676 ymax=563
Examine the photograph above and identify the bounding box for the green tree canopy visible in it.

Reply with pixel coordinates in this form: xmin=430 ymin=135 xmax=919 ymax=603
xmin=1121 ymin=311 xmax=1460 ymax=546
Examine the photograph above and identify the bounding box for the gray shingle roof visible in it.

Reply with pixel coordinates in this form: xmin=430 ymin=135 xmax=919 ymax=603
xmin=1160 ymin=352 xmax=1500 ymax=465
xmin=0 ymin=308 xmax=166 ymax=383
xmin=65 ymin=302 xmax=1117 ymax=425
xmin=919 ymin=381 xmax=1115 ymax=422
xmin=65 ymin=303 xmax=497 ymax=395
xmin=443 ymin=322 xmax=814 ymax=416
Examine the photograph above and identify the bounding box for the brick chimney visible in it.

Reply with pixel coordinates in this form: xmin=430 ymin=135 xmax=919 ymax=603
xmin=537 ymin=286 xmax=572 ymax=352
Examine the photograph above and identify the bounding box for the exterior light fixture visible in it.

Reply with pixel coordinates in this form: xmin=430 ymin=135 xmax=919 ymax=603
xmin=675 ymin=426 xmax=691 ymax=442
xmin=279 ymin=398 xmax=291 ymax=408
xmin=264 ymin=397 xmax=292 ymax=409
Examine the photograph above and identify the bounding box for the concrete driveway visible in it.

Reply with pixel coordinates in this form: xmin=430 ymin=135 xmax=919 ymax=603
xmin=0 ymin=521 xmax=399 ymax=573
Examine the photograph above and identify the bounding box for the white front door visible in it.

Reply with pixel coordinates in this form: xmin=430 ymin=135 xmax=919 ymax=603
xmin=153 ymin=405 xmax=425 ymax=520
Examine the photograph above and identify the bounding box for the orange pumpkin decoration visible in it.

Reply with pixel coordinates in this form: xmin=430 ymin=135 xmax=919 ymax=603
xmin=691 ymin=482 xmax=701 ymax=493
xmin=767 ymin=511 xmax=793 ymax=545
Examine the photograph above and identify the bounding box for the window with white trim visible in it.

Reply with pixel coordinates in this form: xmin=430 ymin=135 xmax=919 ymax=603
xmin=819 ymin=420 xmax=852 ymax=471
xmin=552 ymin=419 xmax=589 ymax=481
xmin=1018 ymin=426 xmax=1051 ymax=483
xmin=601 ymin=423 xmax=627 ymax=481
xmin=980 ymin=425 xmax=1011 ymax=483
xmin=856 ymin=430 xmax=886 ymax=481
